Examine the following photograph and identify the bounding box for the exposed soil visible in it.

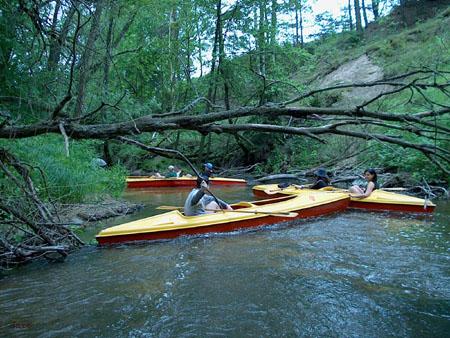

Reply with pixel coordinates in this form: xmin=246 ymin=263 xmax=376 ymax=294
xmin=318 ymin=54 xmax=390 ymax=108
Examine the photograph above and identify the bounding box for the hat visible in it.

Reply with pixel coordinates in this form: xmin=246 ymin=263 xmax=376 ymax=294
xmin=168 ymin=165 xmax=175 ymax=170
xmin=203 ymin=162 xmax=213 ymax=171
xmin=314 ymin=168 xmax=329 ymax=178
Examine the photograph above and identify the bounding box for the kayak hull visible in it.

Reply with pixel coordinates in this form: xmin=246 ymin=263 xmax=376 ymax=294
xmin=127 ymin=176 xmax=247 ymax=188
xmin=349 ymin=200 xmax=435 ymax=213
xmin=96 ymin=194 xmax=349 ymax=245
xmin=252 ymin=184 xmax=436 ymax=213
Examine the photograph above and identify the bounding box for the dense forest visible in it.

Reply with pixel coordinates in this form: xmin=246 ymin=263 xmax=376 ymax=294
xmin=0 ymin=0 xmax=449 ymax=265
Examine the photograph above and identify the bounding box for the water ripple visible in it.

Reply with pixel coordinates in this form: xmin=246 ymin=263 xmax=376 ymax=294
xmin=1 ymin=192 xmax=449 ymax=337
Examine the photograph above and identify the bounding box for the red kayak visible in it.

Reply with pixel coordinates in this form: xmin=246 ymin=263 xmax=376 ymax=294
xmin=126 ymin=176 xmax=247 ymax=188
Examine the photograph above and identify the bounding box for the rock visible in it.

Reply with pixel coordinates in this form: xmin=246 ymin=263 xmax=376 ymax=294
xmin=91 ymin=158 xmax=107 ymax=168
xmin=70 ymin=217 xmax=84 ymax=225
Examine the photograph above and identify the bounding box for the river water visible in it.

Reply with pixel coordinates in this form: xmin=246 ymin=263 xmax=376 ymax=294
xmin=1 ymin=186 xmax=449 ymax=337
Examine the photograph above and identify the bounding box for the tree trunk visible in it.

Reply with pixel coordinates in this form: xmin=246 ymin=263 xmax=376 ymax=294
xmin=103 ymin=0 xmax=116 ymax=98
xmin=168 ymin=6 xmax=180 ymax=111
xmin=348 ymin=0 xmax=354 ymax=30
xmin=185 ymin=30 xmax=192 ymax=84
xmin=47 ymin=3 xmax=76 ymax=71
xmin=196 ymin=6 xmax=203 ymax=78
xmin=216 ymin=0 xmax=231 ymax=109
xmin=294 ymin=2 xmax=299 ymax=45
xmin=103 ymin=140 xmax=112 ymax=166
xmin=371 ymin=0 xmax=379 ymax=20
xmin=218 ymin=14 xmax=230 ymax=110
xmin=361 ymin=0 xmax=369 ymax=27
xmin=47 ymin=0 xmax=61 ymax=70
xmin=75 ymin=0 xmax=104 ymax=117
xmin=206 ymin=0 xmax=221 ymax=110
xmin=354 ymin=0 xmax=363 ymax=32
xmin=270 ymin=0 xmax=277 ymax=45
xmin=258 ymin=1 xmax=266 ymax=75
xmin=293 ymin=1 xmax=304 ymax=47
xmin=299 ymin=1 xmax=304 ymax=47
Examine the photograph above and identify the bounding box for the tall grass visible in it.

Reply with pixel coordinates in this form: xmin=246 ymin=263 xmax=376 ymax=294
xmin=0 ymin=135 xmax=126 ymax=203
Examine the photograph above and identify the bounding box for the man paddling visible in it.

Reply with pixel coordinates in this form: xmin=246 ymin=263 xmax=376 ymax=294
xmin=202 ymin=162 xmax=214 ymax=177
xmin=184 ymin=176 xmax=233 ymax=216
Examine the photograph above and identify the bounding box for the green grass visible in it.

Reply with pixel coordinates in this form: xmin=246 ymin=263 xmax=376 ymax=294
xmin=0 ymin=135 xmax=126 ymax=203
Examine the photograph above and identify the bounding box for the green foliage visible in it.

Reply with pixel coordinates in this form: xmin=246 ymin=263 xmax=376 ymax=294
xmin=0 ymin=136 xmax=126 ymax=203
xmin=313 ymin=11 xmax=341 ymax=39
xmin=364 ymin=141 xmax=444 ymax=182
xmin=0 ymin=0 xmax=449 ymax=192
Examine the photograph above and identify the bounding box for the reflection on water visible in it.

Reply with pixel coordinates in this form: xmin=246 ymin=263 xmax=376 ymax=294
xmin=1 ymin=187 xmax=449 ymax=337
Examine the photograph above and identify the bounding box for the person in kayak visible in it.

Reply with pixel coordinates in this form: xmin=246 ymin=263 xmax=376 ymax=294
xmin=202 ymin=162 xmax=214 ymax=177
xmin=165 ymin=165 xmax=178 ymax=178
xmin=184 ymin=176 xmax=233 ymax=216
xmin=349 ymin=168 xmax=379 ymax=198
xmin=293 ymin=168 xmax=330 ymax=190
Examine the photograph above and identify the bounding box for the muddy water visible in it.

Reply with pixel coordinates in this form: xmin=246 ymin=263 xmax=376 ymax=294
xmin=1 ymin=186 xmax=449 ymax=337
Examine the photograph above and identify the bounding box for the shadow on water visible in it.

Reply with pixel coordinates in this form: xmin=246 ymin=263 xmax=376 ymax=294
xmin=1 ymin=186 xmax=449 ymax=337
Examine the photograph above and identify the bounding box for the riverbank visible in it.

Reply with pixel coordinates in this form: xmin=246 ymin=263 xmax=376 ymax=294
xmin=56 ymin=199 xmax=144 ymax=226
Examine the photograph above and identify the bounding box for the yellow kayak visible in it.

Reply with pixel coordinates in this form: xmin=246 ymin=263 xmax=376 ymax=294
xmin=252 ymin=184 xmax=435 ymax=213
xmin=96 ymin=190 xmax=349 ymax=245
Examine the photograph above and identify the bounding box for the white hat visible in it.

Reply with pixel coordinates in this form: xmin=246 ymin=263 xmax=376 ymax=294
xmin=168 ymin=165 xmax=175 ymax=170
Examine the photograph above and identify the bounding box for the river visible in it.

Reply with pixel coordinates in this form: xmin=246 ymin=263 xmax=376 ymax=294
xmin=1 ymin=186 xmax=449 ymax=337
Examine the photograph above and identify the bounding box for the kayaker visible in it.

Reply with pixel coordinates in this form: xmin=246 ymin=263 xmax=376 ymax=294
xmin=152 ymin=171 xmax=164 ymax=178
xmin=184 ymin=176 xmax=233 ymax=216
xmin=165 ymin=165 xmax=178 ymax=178
xmin=349 ymin=168 xmax=379 ymax=198
xmin=202 ymin=162 xmax=214 ymax=177
xmin=174 ymin=166 xmax=182 ymax=177
xmin=294 ymin=168 xmax=330 ymax=190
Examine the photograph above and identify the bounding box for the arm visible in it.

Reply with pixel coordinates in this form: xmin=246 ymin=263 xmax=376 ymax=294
xmin=190 ymin=189 xmax=206 ymax=206
xmin=217 ymin=198 xmax=232 ymax=210
xmin=350 ymin=182 xmax=375 ymax=198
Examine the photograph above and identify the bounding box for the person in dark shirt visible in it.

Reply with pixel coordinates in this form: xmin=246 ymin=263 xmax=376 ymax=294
xmin=184 ymin=176 xmax=232 ymax=216
xmin=165 ymin=165 xmax=178 ymax=178
xmin=294 ymin=168 xmax=330 ymax=190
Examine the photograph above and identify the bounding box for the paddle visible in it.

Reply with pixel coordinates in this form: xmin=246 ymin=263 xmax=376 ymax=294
xmin=263 ymin=185 xmax=409 ymax=195
xmin=263 ymin=183 xmax=309 ymax=195
xmin=156 ymin=206 xmax=298 ymax=217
